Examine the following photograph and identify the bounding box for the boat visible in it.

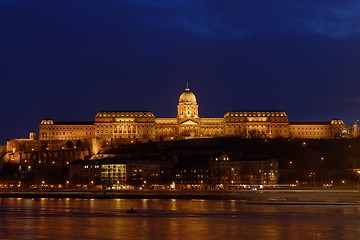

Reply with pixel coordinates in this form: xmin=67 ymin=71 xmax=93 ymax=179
xmin=126 ymin=207 xmax=137 ymax=214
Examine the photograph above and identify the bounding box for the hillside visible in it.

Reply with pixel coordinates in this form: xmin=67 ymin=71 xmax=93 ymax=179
xmin=107 ymin=137 xmax=360 ymax=184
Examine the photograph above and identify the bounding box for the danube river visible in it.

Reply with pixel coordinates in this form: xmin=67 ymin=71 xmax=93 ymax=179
xmin=0 ymin=197 xmax=359 ymax=239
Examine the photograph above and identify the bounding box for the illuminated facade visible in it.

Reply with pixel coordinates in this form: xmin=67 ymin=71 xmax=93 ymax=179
xmin=38 ymin=83 xmax=349 ymax=153
xmin=288 ymin=120 xmax=347 ymax=139
xmin=68 ymin=158 xmax=127 ymax=187
xmin=209 ymin=154 xmax=279 ymax=186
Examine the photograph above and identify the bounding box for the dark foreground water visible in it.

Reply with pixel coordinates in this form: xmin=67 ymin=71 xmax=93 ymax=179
xmin=0 ymin=198 xmax=359 ymax=240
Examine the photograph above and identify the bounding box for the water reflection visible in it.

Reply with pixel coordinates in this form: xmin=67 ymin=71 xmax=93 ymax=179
xmin=0 ymin=198 xmax=359 ymax=239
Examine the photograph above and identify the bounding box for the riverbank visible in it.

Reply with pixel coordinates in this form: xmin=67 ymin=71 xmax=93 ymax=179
xmin=1 ymin=189 xmax=359 ymax=204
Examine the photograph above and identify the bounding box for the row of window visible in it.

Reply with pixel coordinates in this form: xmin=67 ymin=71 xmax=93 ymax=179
xmin=175 ymin=174 xmax=209 ymax=179
xmin=42 ymin=127 xmax=92 ymax=131
xmin=84 ymin=165 xmax=100 ymax=169
xmin=97 ymin=113 xmax=152 ymax=117
xmin=102 ymin=165 xmax=126 ymax=169
xmin=228 ymin=113 xmax=286 ymax=117
xmin=129 ymin=169 xmax=158 ymax=172
xmin=42 ymin=127 xmax=340 ymax=139
xmin=101 ymin=177 xmax=127 ymax=181
xmin=101 ymin=168 xmax=126 ymax=172
xmin=97 ymin=125 xmax=154 ymax=128
xmin=292 ymin=127 xmax=330 ymax=130
xmin=42 ymin=132 xmax=91 ymax=136
xmin=176 ymin=169 xmax=209 ymax=173
xmin=297 ymin=132 xmax=328 ymax=136
xmin=96 ymin=130 xmax=154 ymax=134
xmin=101 ymin=173 xmax=126 ymax=176
xmin=176 ymin=180 xmax=207 ymax=184
xmin=227 ymin=119 xmax=288 ymax=122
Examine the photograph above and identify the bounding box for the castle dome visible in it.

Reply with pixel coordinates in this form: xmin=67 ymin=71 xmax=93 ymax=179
xmin=179 ymin=83 xmax=197 ymax=104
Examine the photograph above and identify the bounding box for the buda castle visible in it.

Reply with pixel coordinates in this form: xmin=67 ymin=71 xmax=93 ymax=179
xmin=37 ymin=83 xmax=349 ymax=153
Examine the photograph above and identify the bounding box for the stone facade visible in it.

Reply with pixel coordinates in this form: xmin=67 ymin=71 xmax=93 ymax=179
xmin=37 ymin=84 xmax=350 ymax=153
xmin=4 ymin=132 xmax=91 ymax=164
xmin=68 ymin=158 xmax=127 ymax=188
xmin=39 ymin=120 xmax=94 ymax=141
xmin=288 ymin=120 xmax=348 ymax=139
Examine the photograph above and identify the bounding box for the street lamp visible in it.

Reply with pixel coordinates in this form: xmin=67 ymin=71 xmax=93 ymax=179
xmin=309 ymin=172 xmax=316 ymax=188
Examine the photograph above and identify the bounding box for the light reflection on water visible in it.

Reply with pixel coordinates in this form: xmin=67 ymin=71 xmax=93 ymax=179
xmin=0 ymin=198 xmax=359 ymax=239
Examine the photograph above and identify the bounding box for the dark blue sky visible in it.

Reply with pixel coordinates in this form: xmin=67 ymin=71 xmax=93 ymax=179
xmin=1 ymin=0 xmax=360 ymax=143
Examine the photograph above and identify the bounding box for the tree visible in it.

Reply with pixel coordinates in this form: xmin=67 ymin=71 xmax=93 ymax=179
xmin=76 ymin=140 xmax=83 ymax=149
xmin=66 ymin=141 xmax=74 ymax=149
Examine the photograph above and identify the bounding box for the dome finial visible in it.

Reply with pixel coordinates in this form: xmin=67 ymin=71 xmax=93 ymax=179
xmin=185 ymin=82 xmax=189 ymax=91
xmin=179 ymin=82 xmax=197 ymax=103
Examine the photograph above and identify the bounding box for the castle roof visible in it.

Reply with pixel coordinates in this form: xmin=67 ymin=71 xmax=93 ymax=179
xmin=95 ymin=111 xmax=155 ymax=118
xmin=225 ymin=110 xmax=287 ymax=117
xmin=289 ymin=121 xmax=331 ymax=125
xmin=53 ymin=121 xmax=94 ymax=125
xmin=179 ymin=83 xmax=197 ymax=104
xmin=41 ymin=120 xmax=93 ymax=125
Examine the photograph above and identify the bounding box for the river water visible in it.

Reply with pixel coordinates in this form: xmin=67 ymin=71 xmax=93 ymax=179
xmin=0 ymin=198 xmax=359 ymax=239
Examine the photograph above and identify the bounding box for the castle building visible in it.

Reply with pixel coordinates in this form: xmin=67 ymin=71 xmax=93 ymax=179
xmin=38 ymin=83 xmax=349 ymax=153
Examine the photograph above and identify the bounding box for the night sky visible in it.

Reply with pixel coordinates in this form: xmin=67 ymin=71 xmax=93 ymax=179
xmin=1 ymin=0 xmax=360 ymax=144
